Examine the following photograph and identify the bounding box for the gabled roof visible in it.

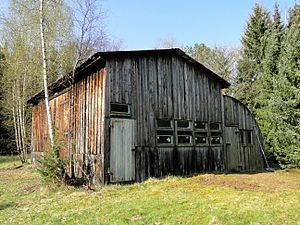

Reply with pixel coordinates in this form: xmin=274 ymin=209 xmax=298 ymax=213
xmin=28 ymin=48 xmax=230 ymax=105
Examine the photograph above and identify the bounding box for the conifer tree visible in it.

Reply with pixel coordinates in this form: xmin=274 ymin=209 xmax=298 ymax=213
xmin=255 ymin=3 xmax=284 ymax=164
xmin=272 ymin=4 xmax=300 ymax=167
xmin=234 ymin=4 xmax=271 ymax=111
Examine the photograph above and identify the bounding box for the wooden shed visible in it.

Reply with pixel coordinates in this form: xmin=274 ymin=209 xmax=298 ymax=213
xmin=28 ymin=48 xmax=267 ymax=184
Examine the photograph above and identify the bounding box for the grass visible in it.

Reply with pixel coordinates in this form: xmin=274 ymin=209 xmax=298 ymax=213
xmin=0 ymin=156 xmax=300 ymax=224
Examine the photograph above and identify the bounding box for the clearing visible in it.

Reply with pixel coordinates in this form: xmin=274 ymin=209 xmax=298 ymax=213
xmin=0 ymin=156 xmax=300 ymax=225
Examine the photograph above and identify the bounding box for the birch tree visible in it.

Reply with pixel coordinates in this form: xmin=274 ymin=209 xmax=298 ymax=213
xmin=0 ymin=0 xmax=73 ymax=161
xmin=39 ymin=0 xmax=54 ymax=145
xmin=66 ymin=0 xmax=111 ymax=178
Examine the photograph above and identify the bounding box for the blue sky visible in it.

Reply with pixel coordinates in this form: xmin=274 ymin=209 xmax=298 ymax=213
xmin=1 ymin=0 xmax=296 ymax=50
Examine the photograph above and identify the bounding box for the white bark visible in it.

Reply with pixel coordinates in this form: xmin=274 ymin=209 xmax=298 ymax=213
xmin=12 ymin=82 xmax=20 ymax=155
xmin=39 ymin=0 xmax=54 ymax=146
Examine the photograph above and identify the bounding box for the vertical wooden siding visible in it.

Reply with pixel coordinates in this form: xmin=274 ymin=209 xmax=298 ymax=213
xmin=223 ymin=95 xmax=265 ymax=172
xmin=106 ymin=54 xmax=224 ymax=181
xmin=106 ymin=55 xmax=223 ymax=146
xmin=72 ymin=67 xmax=106 ymax=183
xmin=31 ymin=67 xmax=106 ymax=183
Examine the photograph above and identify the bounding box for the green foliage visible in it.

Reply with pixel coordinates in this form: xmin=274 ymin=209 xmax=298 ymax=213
xmin=0 ymin=48 xmax=15 ymax=154
xmin=234 ymin=3 xmax=271 ymax=111
xmin=273 ymin=5 xmax=300 ymax=168
xmin=37 ymin=142 xmax=65 ymax=183
xmin=235 ymin=3 xmax=300 ymax=168
xmin=185 ymin=43 xmax=237 ymax=82
xmin=0 ymin=0 xmax=76 ymax=160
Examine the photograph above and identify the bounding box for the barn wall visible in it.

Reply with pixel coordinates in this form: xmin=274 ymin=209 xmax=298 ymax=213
xmin=31 ymin=89 xmax=71 ymax=161
xmin=105 ymin=53 xmax=224 ymax=181
xmin=106 ymin=55 xmax=223 ymax=143
xmin=223 ymin=95 xmax=265 ymax=172
xmin=31 ymin=65 xmax=106 ymax=183
xmin=73 ymin=67 xmax=106 ymax=183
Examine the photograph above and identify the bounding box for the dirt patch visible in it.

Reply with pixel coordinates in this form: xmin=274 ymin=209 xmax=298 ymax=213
xmin=195 ymin=171 xmax=300 ymax=192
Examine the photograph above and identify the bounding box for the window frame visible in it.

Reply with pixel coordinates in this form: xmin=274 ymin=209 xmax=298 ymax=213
xmin=157 ymin=119 xmax=174 ymax=130
xmin=155 ymin=119 xmax=224 ymax=147
xmin=239 ymin=129 xmax=253 ymax=146
xmin=209 ymin=122 xmax=221 ymax=131
xmin=194 ymin=121 xmax=207 ymax=131
xmin=110 ymin=102 xmax=131 ymax=116
xmin=176 ymin=120 xmax=193 ymax=130
xmin=156 ymin=119 xmax=174 ymax=146
xmin=175 ymin=120 xmax=193 ymax=146
xmin=157 ymin=135 xmax=174 ymax=145
xmin=194 ymin=132 xmax=209 ymax=145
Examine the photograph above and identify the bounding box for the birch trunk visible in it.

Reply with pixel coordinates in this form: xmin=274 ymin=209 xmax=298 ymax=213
xmin=17 ymin=79 xmax=25 ymax=162
xmin=21 ymin=75 xmax=27 ymax=161
xmin=39 ymin=0 xmax=54 ymax=146
xmin=12 ymin=82 xmax=20 ymax=158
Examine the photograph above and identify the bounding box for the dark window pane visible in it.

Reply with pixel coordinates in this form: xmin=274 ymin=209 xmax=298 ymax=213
xmin=111 ymin=103 xmax=130 ymax=113
xmin=178 ymin=131 xmax=192 ymax=135
xmin=177 ymin=120 xmax=190 ymax=128
xmin=195 ymin=136 xmax=207 ymax=144
xmin=157 ymin=135 xmax=172 ymax=144
xmin=246 ymin=130 xmax=252 ymax=144
xmin=210 ymin=123 xmax=220 ymax=130
xmin=240 ymin=130 xmax=245 ymax=144
xmin=157 ymin=120 xmax=172 ymax=128
xmin=157 ymin=130 xmax=173 ymax=135
xmin=178 ymin=135 xmax=192 ymax=144
xmin=194 ymin=121 xmax=207 ymax=130
xmin=211 ymin=132 xmax=222 ymax=136
xmin=211 ymin=136 xmax=222 ymax=144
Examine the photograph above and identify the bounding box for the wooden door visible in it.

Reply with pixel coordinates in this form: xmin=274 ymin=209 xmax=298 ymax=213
xmin=110 ymin=118 xmax=136 ymax=182
xmin=224 ymin=126 xmax=241 ymax=172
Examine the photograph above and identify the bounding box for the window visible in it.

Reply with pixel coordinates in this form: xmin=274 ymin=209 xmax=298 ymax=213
xmin=157 ymin=119 xmax=173 ymax=129
xmin=157 ymin=119 xmax=173 ymax=145
xmin=110 ymin=103 xmax=130 ymax=115
xmin=155 ymin=119 xmax=224 ymax=146
xmin=246 ymin=130 xmax=252 ymax=144
xmin=194 ymin=121 xmax=207 ymax=130
xmin=176 ymin=120 xmax=192 ymax=129
xmin=240 ymin=130 xmax=252 ymax=144
xmin=176 ymin=120 xmax=193 ymax=145
xmin=240 ymin=130 xmax=253 ymax=145
xmin=210 ymin=122 xmax=221 ymax=131
xmin=195 ymin=132 xmax=208 ymax=144
xmin=177 ymin=131 xmax=193 ymax=144
xmin=210 ymin=132 xmax=222 ymax=145
xmin=157 ymin=135 xmax=173 ymax=144
xmin=240 ymin=130 xmax=245 ymax=144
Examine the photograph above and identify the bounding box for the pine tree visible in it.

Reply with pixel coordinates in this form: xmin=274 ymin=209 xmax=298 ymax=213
xmin=234 ymin=4 xmax=271 ymax=111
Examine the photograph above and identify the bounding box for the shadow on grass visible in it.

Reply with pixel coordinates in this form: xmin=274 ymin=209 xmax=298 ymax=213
xmin=0 ymin=202 xmax=15 ymax=211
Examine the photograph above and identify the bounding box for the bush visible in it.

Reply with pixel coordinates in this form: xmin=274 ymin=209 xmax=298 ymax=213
xmin=37 ymin=142 xmax=65 ymax=183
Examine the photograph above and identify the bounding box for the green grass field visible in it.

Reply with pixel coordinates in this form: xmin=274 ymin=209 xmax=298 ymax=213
xmin=0 ymin=156 xmax=300 ymax=225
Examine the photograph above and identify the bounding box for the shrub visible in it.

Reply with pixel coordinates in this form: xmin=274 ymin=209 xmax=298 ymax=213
xmin=37 ymin=142 xmax=65 ymax=183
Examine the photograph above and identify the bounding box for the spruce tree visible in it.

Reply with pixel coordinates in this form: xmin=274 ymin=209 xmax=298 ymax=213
xmin=255 ymin=4 xmax=284 ymax=163
xmin=234 ymin=4 xmax=271 ymax=111
xmin=273 ymin=4 xmax=300 ymax=167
